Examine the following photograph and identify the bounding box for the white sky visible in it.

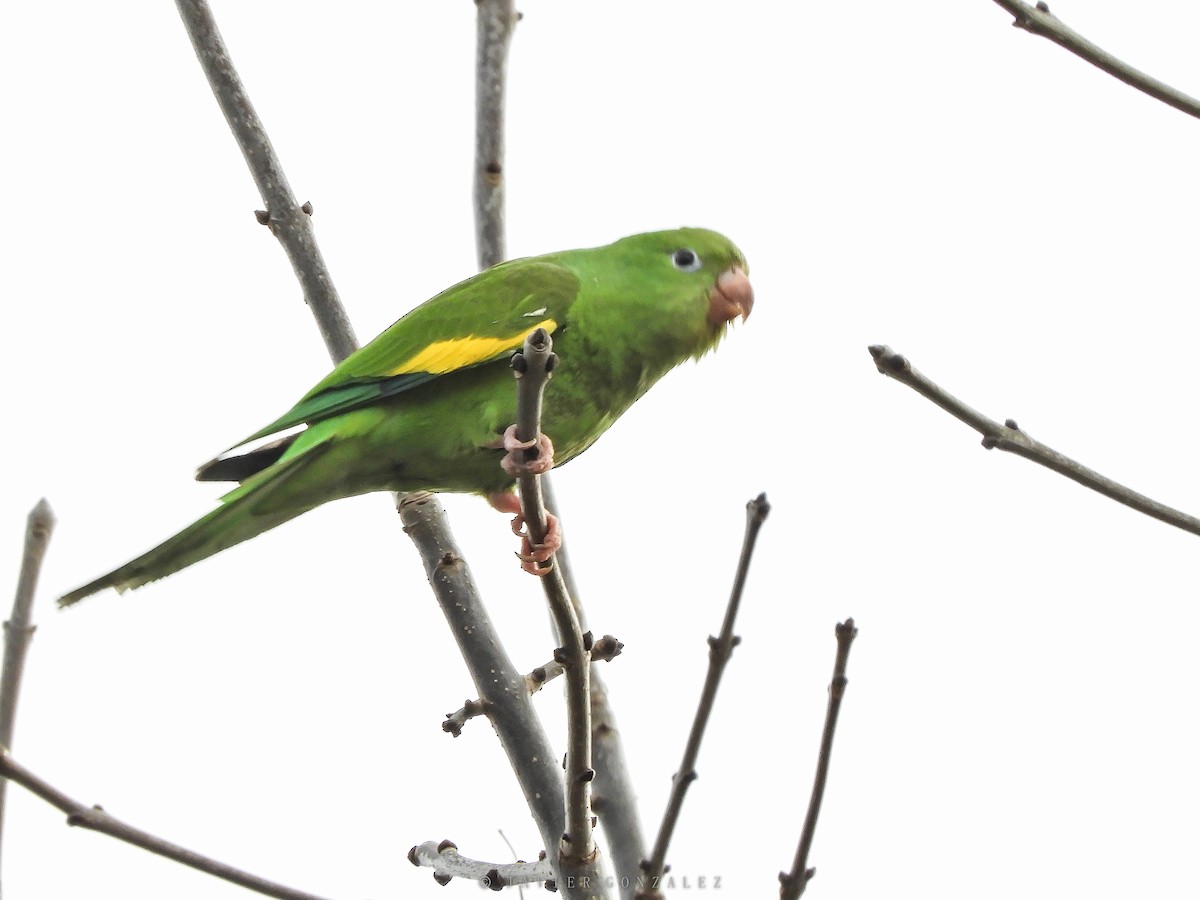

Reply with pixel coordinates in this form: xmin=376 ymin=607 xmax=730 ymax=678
xmin=3 ymin=1 xmax=1200 ymax=897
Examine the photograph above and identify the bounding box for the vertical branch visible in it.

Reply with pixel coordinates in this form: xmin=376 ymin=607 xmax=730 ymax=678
xmin=473 ymin=0 xmax=517 ymax=271
xmin=541 ymin=424 xmax=648 ymax=895
xmin=587 ymin=666 xmax=647 ymax=895
xmin=510 ymin=334 xmax=598 ymax=877
xmin=175 ymin=0 xmax=572 ymax=869
xmin=174 ymin=0 xmax=358 ymax=364
xmin=778 ymin=619 xmax=858 ymax=900
xmin=471 ymin=0 xmax=644 ymax=885
xmin=0 ymin=499 xmax=56 ymax=879
xmin=397 ymin=493 xmax=568 ymax=863
xmin=640 ymin=495 xmax=770 ymax=894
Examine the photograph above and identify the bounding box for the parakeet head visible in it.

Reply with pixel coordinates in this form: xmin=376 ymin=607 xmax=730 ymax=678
xmin=557 ymin=227 xmax=753 ymax=366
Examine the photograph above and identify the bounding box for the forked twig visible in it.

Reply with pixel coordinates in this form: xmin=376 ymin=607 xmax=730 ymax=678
xmin=409 ymin=838 xmax=553 ymax=889
xmin=869 ymin=345 xmax=1200 ymax=538
xmin=398 ymin=491 xmax=568 ymax=862
xmin=442 ymin=635 xmax=623 ymax=737
xmin=639 ymin=494 xmax=770 ymax=896
xmin=541 ymin=475 xmax=647 ymax=895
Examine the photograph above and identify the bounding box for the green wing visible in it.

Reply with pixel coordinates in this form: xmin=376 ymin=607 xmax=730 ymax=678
xmin=237 ymin=260 xmax=580 ymax=447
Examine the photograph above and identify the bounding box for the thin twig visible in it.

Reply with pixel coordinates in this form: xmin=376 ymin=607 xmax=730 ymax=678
xmin=176 ymin=0 xmax=573 ymax=874
xmin=510 ymin=332 xmax=599 ymax=876
xmin=539 ymin=481 xmax=649 ymax=897
xmin=541 ymin=485 xmax=648 ymax=892
xmin=869 ymin=345 xmax=1200 ymax=537
xmin=639 ymin=494 xmax=771 ymax=897
xmin=511 ymin=330 xmax=556 ymax=568
xmin=991 ymin=0 xmax=1200 ymax=119
xmin=779 ymin=619 xmax=858 ymax=900
xmin=0 ymin=499 xmax=56 ymax=882
xmin=173 ymin=0 xmax=358 ymax=363
xmin=442 ymin=635 xmax=623 ymax=737
xmin=474 ymin=0 xmax=517 ymax=270
xmin=0 ymin=502 xmax=55 ymax=748
xmin=0 ymin=749 xmax=329 ymax=900
xmin=408 ymin=839 xmax=553 ymax=890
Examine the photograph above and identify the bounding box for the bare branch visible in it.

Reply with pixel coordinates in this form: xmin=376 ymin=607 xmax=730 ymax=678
xmin=442 ymin=635 xmax=623 ymax=737
xmin=441 ymin=698 xmax=492 ymax=739
xmin=474 ymin=0 xmax=518 ymax=270
xmin=173 ymin=0 xmax=358 ymax=363
xmin=589 ymin=675 xmax=646 ymax=898
xmin=175 ymin=0 xmax=575 ymax=875
xmin=472 ymin=1 xmax=644 ymax=882
xmin=397 ymin=492 xmax=569 ymax=863
xmin=0 ymin=749 xmax=330 ymax=900
xmin=639 ymin=494 xmax=771 ymax=895
xmin=869 ymin=344 xmax=1200 ymax=538
xmin=531 ymin=508 xmax=647 ymax=892
xmin=779 ymin=619 xmax=858 ymax=900
xmin=510 ymin=330 xmax=558 ymax=574
xmin=509 ymin=332 xmax=599 ymax=875
xmin=0 ymin=500 xmax=54 ymax=751
xmin=991 ymin=0 xmax=1200 ymax=119
xmin=538 ymin=482 xmax=648 ymax=896
xmin=408 ymin=838 xmax=553 ymax=890
xmin=0 ymin=499 xmax=56 ymax=880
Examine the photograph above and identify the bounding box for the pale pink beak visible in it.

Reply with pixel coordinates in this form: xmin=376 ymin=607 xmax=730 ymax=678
xmin=707 ymin=266 xmax=754 ymax=326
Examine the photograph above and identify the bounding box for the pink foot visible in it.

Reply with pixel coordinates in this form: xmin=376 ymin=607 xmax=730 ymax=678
xmin=511 ymin=510 xmax=561 ymax=576
xmin=488 ymin=492 xmax=560 ymax=576
xmin=500 ymin=424 xmax=555 ymax=478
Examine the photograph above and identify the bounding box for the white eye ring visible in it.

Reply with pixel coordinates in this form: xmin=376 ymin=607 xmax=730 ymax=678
xmin=672 ymin=248 xmax=702 ymax=272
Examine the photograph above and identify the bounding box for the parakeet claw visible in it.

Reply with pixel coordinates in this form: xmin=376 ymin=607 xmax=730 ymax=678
xmin=485 ymin=492 xmax=560 ymax=576
xmin=500 ymin=424 xmax=555 ymax=477
xmin=510 ymin=511 xmax=562 ymax=576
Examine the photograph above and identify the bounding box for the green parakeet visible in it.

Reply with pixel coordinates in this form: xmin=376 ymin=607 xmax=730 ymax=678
xmin=59 ymin=227 xmax=753 ymax=606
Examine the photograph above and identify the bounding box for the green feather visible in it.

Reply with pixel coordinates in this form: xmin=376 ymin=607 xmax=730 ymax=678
xmin=59 ymin=227 xmax=749 ymax=606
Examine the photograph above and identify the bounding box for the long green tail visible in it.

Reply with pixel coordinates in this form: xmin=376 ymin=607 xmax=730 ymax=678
xmin=58 ymin=443 xmax=330 ymax=607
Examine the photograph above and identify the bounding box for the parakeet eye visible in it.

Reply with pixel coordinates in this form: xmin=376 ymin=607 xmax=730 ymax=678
xmin=672 ymin=248 xmax=701 ymax=272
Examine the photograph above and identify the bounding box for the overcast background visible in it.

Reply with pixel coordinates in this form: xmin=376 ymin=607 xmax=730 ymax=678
xmin=3 ymin=2 xmax=1200 ymax=898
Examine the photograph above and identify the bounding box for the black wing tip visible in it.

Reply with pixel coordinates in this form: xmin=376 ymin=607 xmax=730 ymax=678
xmin=196 ymin=435 xmax=298 ymax=483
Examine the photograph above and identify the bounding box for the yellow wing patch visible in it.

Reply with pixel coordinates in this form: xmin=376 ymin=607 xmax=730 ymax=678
xmin=388 ymin=320 xmax=558 ymax=376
